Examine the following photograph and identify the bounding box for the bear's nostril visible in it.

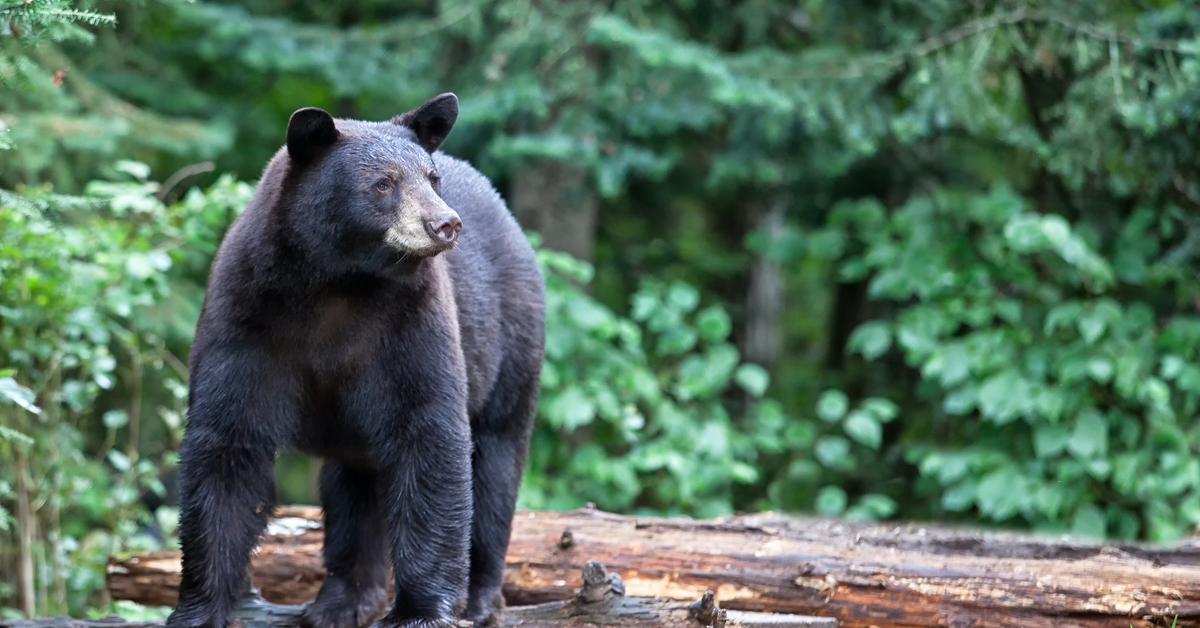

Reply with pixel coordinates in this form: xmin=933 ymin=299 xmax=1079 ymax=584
xmin=426 ymin=217 xmax=462 ymax=244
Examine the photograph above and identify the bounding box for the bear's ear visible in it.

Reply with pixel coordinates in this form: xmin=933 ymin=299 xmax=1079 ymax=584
xmin=394 ymin=93 xmax=458 ymax=153
xmin=287 ymin=107 xmax=339 ymax=163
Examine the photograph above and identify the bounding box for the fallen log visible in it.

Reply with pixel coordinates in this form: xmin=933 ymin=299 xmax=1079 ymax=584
xmin=12 ymin=563 xmax=832 ymax=627
xmin=108 ymin=506 xmax=1200 ymax=627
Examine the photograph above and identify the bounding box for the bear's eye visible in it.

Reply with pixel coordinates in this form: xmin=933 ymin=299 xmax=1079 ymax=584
xmin=374 ymin=178 xmax=394 ymax=193
xmin=428 ymin=171 xmax=441 ymax=187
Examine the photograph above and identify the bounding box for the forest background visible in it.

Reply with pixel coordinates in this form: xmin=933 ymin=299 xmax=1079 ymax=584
xmin=3 ymin=0 xmax=1200 ymax=618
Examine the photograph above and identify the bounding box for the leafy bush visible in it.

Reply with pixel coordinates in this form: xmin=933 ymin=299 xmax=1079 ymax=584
xmin=814 ymin=188 xmax=1200 ymax=540
xmin=7 ymin=0 xmax=1200 ymax=619
xmin=524 ymin=244 xmax=774 ymax=517
xmin=0 ymin=168 xmax=252 ymax=616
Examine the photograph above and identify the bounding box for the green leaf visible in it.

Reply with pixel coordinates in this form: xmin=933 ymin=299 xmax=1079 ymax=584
xmin=1161 ymin=355 xmax=1185 ymax=380
xmin=977 ymin=371 xmax=1029 ymax=424
xmin=853 ymin=493 xmax=898 ymax=519
xmin=783 ymin=422 xmax=816 ymax=448
xmin=848 ymin=321 xmax=891 ymax=360
xmin=844 ymin=410 xmax=882 ymax=449
xmin=1038 ymin=214 xmax=1070 ymax=247
xmin=695 ymin=306 xmax=732 ymax=342
xmin=1034 ymin=388 xmax=1066 ymax=422
xmin=943 ymin=386 xmax=977 ymax=415
xmin=1034 ymin=484 xmax=1065 ymax=519
xmin=1077 ymin=303 xmax=1118 ymax=344
xmin=1070 ymin=504 xmax=1106 ymax=538
xmin=815 ymin=436 xmax=850 ymax=468
xmin=1139 ymin=377 xmax=1171 ymax=410
xmin=1044 ymin=303 xmax=1082 ymax=335
xmin=1033 ymin=424 xmax=1069 ymax=459
xmin=730 ymin=462 xmax=759 ymax=484
xmin=928 ymin=454 xmax=969 ymax=484
xmin=1003 ymin=214 xmax=1045 ymax=251
xmin=816 ymin=389 xmax=849 ymax=422
xmin=1178 ymin=366 xmax=1200 ymax=395
xmin=1086 ymin=357 xmax=1113 ymax=383
xmin=107 ymin=449 xmax=131 ymax=472
xmin=147 ymin=249 xmax=172 ymax=272
xmin=656 ymin=327 xmax=698 ymax=356
xmin=862 ymin=397 xmax=899 ymax=423
xmin=666 ymin=281 xmax=700 ymax=312
xmin=815 ymin=485 xmax=847 ymax=516
xmin=540 ymin=361 xmax=561 ymax=389
xmin=1181 ymin=495 xmax=1200 ymax=526
xmin=102 ymin=409 xmax=129 ymax=430
xmin=1067 ymin=409 xmax=1108 ymax=459
xmin=976 ymin=467 xmax=1027 ymax=520
xmin=0 ymin=425 xmax=34 ymax=448
xmin=115 ymin=160 xmax=151 ymax=180
xmin=566 ymin=297 xmax=612 ymax=331
xmin=546 ymin=386 xmax=596 ymax=431
xmin=925 ymin=344 xmax=970 ymax=387
xmin=733 ymin=363 xmax=769 ymax=397
xmin=941 ymin=482 xmax=975 ymax=512
xmin=0 ymin=377 xmax=41 ymax=415
xmin=125 ymin=253 xmax=157 ymax=280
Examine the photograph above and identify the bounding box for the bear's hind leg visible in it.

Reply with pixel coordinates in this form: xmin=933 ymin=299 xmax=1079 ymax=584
xmin=302 ymin=462 xmax=389 ymax=628
xmin=464 ymin=367 xmax=539 ymax=626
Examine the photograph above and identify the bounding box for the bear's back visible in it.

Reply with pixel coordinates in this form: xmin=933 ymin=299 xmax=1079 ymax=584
xmin=435 ymin=153 xmax=545 ymax=418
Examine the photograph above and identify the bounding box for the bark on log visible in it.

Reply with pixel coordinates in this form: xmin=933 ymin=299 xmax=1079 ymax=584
xmin=108 ymin=506 xmax=1200 ymax=627
xmin=13 ymin=563 xmax=831 ymax=628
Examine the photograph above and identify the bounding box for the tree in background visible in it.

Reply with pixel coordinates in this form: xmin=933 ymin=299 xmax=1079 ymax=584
xmin=4 ymin=0 xmax=1200 ymax=617
xmin=2 ymin=11 xmax=252 ymax=614
xmin=0 ymin=1 xmax=227 ymax=191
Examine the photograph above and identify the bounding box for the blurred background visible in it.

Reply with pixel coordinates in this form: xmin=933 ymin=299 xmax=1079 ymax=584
xmin=3 ymin=0 xmax=1200 ymax=618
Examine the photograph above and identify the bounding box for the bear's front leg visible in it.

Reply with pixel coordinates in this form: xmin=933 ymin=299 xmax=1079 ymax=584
xmin=169 ymin=433 xmax=278 ymax=628
xmin=167 ymin=347 xmax=294 ymax=628
xmin=358 ymin=389 xmax=473 ymax=628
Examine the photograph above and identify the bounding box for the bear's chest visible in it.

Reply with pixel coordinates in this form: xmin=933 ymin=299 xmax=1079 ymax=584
xmin=303 ymin=296 xmax=387 ymax=378
xmin=289 ymin=297 xmax=389 ymax=463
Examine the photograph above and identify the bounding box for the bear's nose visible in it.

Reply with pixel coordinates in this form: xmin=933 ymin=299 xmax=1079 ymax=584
xmin=425 ymin=215 xmax=463 ymax=244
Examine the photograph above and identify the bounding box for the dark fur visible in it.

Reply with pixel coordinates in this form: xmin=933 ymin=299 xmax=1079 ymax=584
xmin=166 ymin=94 xmax=544 ymax=628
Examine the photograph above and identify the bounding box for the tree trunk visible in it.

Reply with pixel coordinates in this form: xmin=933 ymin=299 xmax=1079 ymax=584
xmin=15 ymin=447 xmax=36 ymax=618
xmin=510 ymin=161 xmax=597 ymax=262
xmin=108 ymin=506 xmax=1200 ymax=627
xmin=743 ymin=198 xmax=787 ymax=369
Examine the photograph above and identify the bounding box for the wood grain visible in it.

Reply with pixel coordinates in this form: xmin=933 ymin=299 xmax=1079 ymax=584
xmin=108 ymin=506 xmax=1200 ymax=627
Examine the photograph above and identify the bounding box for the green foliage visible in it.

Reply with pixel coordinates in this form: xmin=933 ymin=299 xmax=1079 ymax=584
xmin=817 ymin=186 xmax=1200 ymax=540
xmin=0 ymin=168 xmax=252 ymax=613
xmin=525 ymin=245 xmax=772 ymax=517
xmin=0 ymin=1 xmax=229 ymax=189
xmin=748 ymin=2 xmax=1200 ymax=542
xmin=6 ymin=0 xmax=1200 ymax=617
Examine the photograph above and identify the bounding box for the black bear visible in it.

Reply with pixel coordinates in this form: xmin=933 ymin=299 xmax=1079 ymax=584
xmin=166 ymin=93 xmax=545 ymax=628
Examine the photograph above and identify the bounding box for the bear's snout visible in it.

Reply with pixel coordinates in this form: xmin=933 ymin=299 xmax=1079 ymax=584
xmin=425 ymin=212 xmax=463 ymax=246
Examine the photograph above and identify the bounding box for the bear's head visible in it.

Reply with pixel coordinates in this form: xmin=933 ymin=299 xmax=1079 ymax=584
xmin=281 ymin=93 xmax=463 ymax=270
